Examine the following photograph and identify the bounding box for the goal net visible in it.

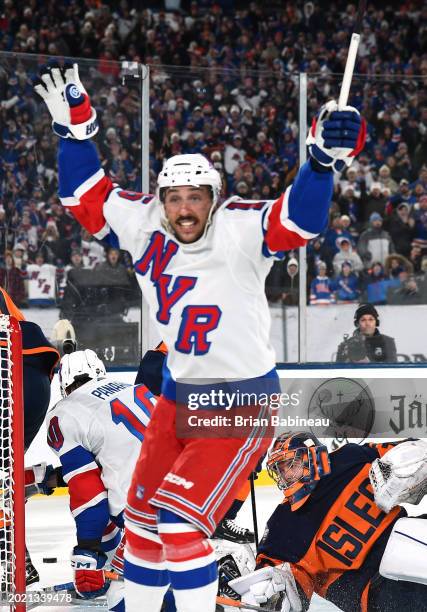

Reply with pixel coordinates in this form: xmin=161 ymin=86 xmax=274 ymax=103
xmin=0 ymin=315 xmax=25 ymax=607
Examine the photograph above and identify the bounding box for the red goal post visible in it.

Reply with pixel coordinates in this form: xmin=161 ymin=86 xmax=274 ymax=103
xmin=0 ymin=315 xmax=26 ymax=609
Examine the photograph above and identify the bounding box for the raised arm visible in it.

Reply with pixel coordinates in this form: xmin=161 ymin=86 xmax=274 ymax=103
xmin=265 ymin=100 xmax=366 ymax=253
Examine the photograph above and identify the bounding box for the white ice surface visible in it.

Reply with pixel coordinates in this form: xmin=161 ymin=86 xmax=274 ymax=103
xmin=25 ymin=487 xmax=342 ymax=611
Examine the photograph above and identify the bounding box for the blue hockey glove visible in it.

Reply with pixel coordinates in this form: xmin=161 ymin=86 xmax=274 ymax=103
xmin=307 ymin=100 xmax=366 ymax=172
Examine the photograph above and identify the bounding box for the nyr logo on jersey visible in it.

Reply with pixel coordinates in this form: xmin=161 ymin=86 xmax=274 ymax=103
xmin=134 ymin=231 xmax=222 ymax=355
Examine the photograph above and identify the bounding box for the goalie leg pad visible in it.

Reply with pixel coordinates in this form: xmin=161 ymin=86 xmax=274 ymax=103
xmin=380 ymin=517 xmax=427 ymax=585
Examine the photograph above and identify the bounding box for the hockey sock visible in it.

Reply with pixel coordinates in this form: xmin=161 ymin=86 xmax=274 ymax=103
xmin=101 ymin=521 xmax=122 ymax=560
xmin=124 ymin=525 xmax=170 ymax=612
xmin=157 ymin=509 xmax=218 ymax=612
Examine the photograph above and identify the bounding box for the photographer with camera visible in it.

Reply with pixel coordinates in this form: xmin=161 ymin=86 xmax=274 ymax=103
xmin=336 ymin=303 xmax=397 ymax=363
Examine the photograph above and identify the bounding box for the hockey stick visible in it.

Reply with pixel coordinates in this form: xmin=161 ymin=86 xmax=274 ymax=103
xmin=216 ymin=594 xmax=277 ymax=612
xmin=43 ymin=570 xmax=123 ymax=593
xmin=249 ymin=472 xmax=259 ymax=553
xmin=338 ymin=0 xmax=367 ymax=109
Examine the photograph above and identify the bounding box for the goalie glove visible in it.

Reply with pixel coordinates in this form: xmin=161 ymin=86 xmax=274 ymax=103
xmin=307 ymin=100 xmax=366 ymax=172
xmin=34 ymin=62 xmax=98 ymax=140
xmin=369 ymin=439 xmax=427 ymax=513
xmin=229 ymin=564 xmax=302 ymax=612
xmin=71 ymin=547 xmax=109 ymax=599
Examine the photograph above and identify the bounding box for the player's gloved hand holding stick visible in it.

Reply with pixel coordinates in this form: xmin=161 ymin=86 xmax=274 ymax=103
xmin=307 ymin=0 xmax=367 ymax=172
xmin=34 ymin=62 xmax=98 ymax=140
xmin=71 ymin=547 xmax=109 ymax=599
xmin=306 ymin=101 xmax=366 ymax=173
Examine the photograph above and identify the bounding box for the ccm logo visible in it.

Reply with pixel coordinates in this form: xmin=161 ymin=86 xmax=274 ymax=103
xmin=164 ymin=473 xmax=194 ymax=489
xmin=86 ymin=120 xmax=98 ymax=135
xmin=71 ymin=560 xmax=92 ymax=569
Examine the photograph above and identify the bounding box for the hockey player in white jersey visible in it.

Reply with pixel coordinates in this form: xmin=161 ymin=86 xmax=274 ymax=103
xmin=47 ymin=349 xmax=155 ymax=611
xmin=35 ymin=62 xmax=366 ymax=612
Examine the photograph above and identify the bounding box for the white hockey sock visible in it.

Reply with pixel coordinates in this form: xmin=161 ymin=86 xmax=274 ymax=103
xmin=158 ymin=509 xmax=218 ymax=612
xmin=124 ymin=524 xmax=170 ymax=612
xmin=172 ymin=580 xmax=218 ymax=612
xmin=124 ymin=547 xmax=170 ymax=612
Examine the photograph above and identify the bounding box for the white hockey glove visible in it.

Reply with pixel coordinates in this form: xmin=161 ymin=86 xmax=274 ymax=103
xmin=306 ymin=100 xmax=366 ymax=172
xmin=34 ymin=62 xmax=98 ymax=140
xmin=369 ymin=440 xmax=427 ymax=513
xmin=229 ymin=565 xmax=302 ymax=612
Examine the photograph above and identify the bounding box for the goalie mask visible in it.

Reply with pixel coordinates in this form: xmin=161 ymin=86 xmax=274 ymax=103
xmin=157 ymin=154 xmax=222 ymax=238
xmin=59 ymin=349 xmax=106 ymax=397
xmin=267 ymin=432 xmax=331 ymax=511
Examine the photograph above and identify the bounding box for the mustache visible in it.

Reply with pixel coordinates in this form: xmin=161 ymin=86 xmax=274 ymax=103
xmin=176 ymin=216 xmax=198 ymax=224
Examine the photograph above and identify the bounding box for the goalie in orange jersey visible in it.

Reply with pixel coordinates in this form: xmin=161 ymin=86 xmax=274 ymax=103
xmin=227 ymin=433 xmax=427 ymax=612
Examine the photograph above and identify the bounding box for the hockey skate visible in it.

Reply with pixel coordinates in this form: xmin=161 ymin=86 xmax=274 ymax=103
xmin=213 ymin=519 xmax=255 ymax=544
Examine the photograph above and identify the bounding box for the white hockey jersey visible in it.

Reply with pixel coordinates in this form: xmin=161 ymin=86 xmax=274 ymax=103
xmin=27 ymin=262 xmax=56 ymax=305
xmin=47 ymin=378 xmax=155 ymax=541
xmin=58 ymin=140 xmax=334 ymax=396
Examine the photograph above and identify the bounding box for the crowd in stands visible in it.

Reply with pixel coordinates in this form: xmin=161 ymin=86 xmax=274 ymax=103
xmin=0 ymin=0 xmax=426 ymax=312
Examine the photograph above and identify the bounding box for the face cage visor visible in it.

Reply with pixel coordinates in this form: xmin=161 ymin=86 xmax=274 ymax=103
xmin=267 ymin=443 xmax=331 ymax=508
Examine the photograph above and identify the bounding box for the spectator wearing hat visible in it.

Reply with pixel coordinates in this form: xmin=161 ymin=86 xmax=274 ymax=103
xmin=358 ymin=213 xmax=395 ymax=268
xmin=334 ymin=261 xmax=360 ymax=303
xmin=323 ymin=215 xmax=354 ymax=255
xmin=39 ymin=220 xmax=71 ymax=265
xmin=309 ymin=262 xmax=336 ymax=306
xmin=378 ymin=164 xmax=398 ymax=194
xmin=224 ymin=133 xmax=246 ymax=176
xmin=389 ymin=178 xmax=416 ymax=210
xmin=265 ymin=256 xmax=299 ymax=305
xmin=307 ymin=237 xmax=333 ymax=285
xmin=336 ymin=303 xmax=397 ymax=363
xmin=386 ymin=252 xmax=412 ymax=277
xmin=361 ymin=182 xmax=388 ymax=222
xmin=339 ymin=213 xmax=359 ymax=243
xmin=332 ymin=237 xmax=363 ymax=276
xmin=281 ymin=257 xmax=299 ymax=306
xmin=339 ymin=173 xmax=364 ymax=227
xmin=383 ymin=203 xmax=416 ymax=258
xmin=0 ymin=251 xmax=27 ymax=308
xmin=58 ymin=248 xmax=87 ymax=300
xmin=361 ymin=261 xmax=392 ymax=305
xmin=12 ymin=243 xmax=28 ymax=276
xmin=338 ymin=166 xmax=362 ymax=199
